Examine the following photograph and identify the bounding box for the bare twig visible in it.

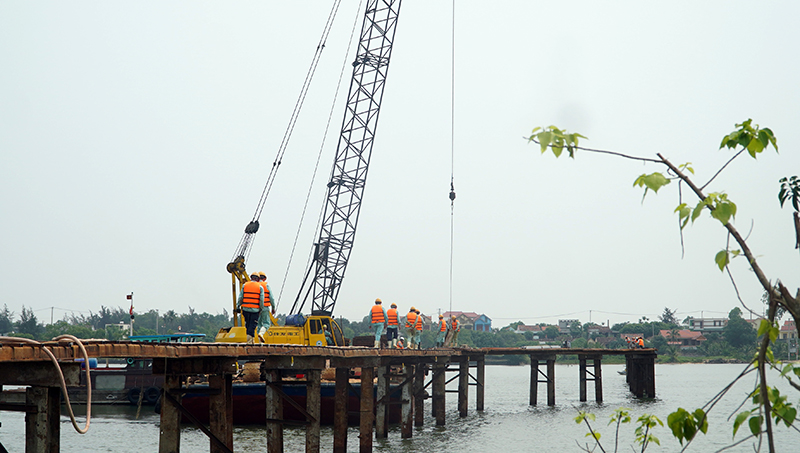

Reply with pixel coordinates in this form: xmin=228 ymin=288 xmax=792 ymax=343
xmin=700 ymin=148 xmax=746 ymax=191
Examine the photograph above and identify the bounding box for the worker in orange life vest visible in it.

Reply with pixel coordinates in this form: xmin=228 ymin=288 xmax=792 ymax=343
xmin=435 ymin=314 xmax=447 ymax=347
xmin=237 ymin=272 xmax=264 ymax=344
xmin=414 ymin=309 xmax=423 ymax=349
xmin=256 ymin=271 xmax=274 ymax=336
xmin=448 ymin=315 xmax=460 ymax=347
xmin=404 ymin=307 xmax=418 ymax=349
xmin=369 ymin=298 xmax=387 ymax=348
xmin=386 ymin=303 xmax=399 ymax=348
xmin=637 ymin=337 xmax=645 ymax=348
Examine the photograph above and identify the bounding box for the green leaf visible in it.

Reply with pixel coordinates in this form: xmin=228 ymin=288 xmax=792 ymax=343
xmin=538 ymin=131 xmax=552 ymax=154
xmin=748 ymin=415 xmax=762 ymax=436
xmin=715 ymin=250 xmax=729 ymax=271
xmin=782 ymin=407 xmax=797 ymax=427
xmin=757 ymin=319 xmax=772 ymax=337
xmin=733 ymin=410 xmax=751 ymax=438
xmin=691 ymin=202 xmax=705 ymax=222
xmin=693 ymin=408 xmax=708 ymax=434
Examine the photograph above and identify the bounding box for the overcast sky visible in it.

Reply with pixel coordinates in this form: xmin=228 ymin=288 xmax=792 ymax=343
xmin=2 ymin=1 xmax=799 ymax=330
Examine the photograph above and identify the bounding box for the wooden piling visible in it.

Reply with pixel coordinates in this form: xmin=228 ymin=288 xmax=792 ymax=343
xmin=159 ymin=375 xmax=182 ymax=453
xmin=208 ymin=374 xmax=233 ymax=453
xmin=579 ymin=356 xmax=587 ymax=402
xmin=593 ymin=357 xmax=603 ymax=403
xmin=414 ymin=363 xmax=425 ymax=427
xmin=401 ymin=365 xmax=413 ymax=438
xmin=375 ymin=365 xmax=387 ymax=439
xmin=25 ymin=386 xmax=60 ymax=453
xmin=458 ymin=359 xmax=468 ymax=417
xmin=333 ymin=367 xmax=349 ymax=453
xmin=265 ymin=370 xmax=283 ymax=453
xmin=306 ymin=369 xmax=321 ymax=453
xmin=359 ymin=366 xmax=374 ymax=453
xmin=433 ymin=362 xmax=446 ymax=426
xmin=476 ymin=357 xmax=485 ymax=411
xmin=529 ymin=356 xmax=538 ymax=406
xmin=546 ymin=358 xmax=556 ymax=406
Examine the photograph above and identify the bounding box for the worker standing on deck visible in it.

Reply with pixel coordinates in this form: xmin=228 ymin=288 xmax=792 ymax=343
xmin=405 ymin=307 xmax=418 ymax=349
xmin=238 ymin=272 xmax=264 ymax=344
xmin=386 ymin=303 xmax=399 ymax=348
xmin=257 ymin=272 xmax=274 ymax=336
xmin=414 ymin=309 xmax=423 ymax=349
xmin=369 ymin=298 xmax=387 ymax=348
xmin=448 ymin=315 xmax=460 ymax=347
xmin=435 ymin=314 xmax=447 ymax=347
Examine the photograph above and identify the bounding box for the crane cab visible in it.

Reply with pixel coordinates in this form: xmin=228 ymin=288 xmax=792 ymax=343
xmin=214 ymin=313 xmax=346 ymax=346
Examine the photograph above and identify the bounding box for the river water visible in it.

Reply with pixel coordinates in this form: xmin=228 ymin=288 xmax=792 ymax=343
xmin=0 ymin=363 xmax=797 ymax=452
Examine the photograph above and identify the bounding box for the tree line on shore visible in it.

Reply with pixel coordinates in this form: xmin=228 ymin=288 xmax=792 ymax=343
xmin=0 ymin=304 xmax=768 ymax=362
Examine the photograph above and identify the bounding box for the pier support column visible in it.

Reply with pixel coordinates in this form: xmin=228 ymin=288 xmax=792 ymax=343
xmin=458 ymin=359 xmax=469 ymax=418
xmin=593 ymin=357 xmax=603 ymax=404
xmin=306 ymin=369 xmax=321 ymax=453
xmin=333 ymin=367 xmax=349 ymax=453
xmin=476 ymin=357 xmax=485 ymax=411
xmin=547 ymin=358 xmax=556 ymax=406
xmin=626 ymin=353 xmax=655 ymax=398
xmin=529 ymin=356 xmax=538 ymax=406
xmin=25 ymin=386 xmax=60 ymax=453
xmin=432 ymin=362 xmax=446 ymax=426
xmin=414 ymin=363 xmax=425 ymax=427
xmin=401 ymin=364 xmax=414 ymax=438
xmin=208 ymin=374 xmax=233 ymax=453
xmin=579 ymin=356 xmax=587 ymax=402
xmin=375 ymin=365 xmax=388 ymax=439
xmin=359 ymin=366 xmax=374 ymax=453
xmin=159 ymin=375 xmax=182 ymax=453
xmin=265 ymin=370 xmax=283 ymax=453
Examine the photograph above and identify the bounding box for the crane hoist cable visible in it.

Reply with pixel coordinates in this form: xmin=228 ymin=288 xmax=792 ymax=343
xmin=230 ymin=0 xmax=346 ymax=266
xmin=448 ymin=0 xmax=457 ymax=315
xmin=276 ymin=0 xmax=365 ymax=309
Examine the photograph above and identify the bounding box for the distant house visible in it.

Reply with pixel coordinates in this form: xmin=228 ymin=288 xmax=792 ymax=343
xmin=586 ymin=324 xmax=612 ymax=337
xmin=779 ymin=320 xmax=798 ymax=342
xmin=442 ymin=311 xmax=492 ymax=332
xmin=687 ymin=317 xmax=727 ymax=333
xmin=558 ymin=319 xmax=579 ymax=333
xmin=745 ymin=317 xmax=766 ymax=332
xmin=659 ymin=329 xmax=706 ymax=349
xmin=514 ymin=324 xmax=542 ymax=333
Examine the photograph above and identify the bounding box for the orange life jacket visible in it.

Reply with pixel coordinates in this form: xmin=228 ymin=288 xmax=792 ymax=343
xmin=451 ymin=319 xmax=459 ymax=331
xmin=405 ymin=312 xmax=417 ymax=328
xmin=371 ymin=305 xmax=385 ymax=323
xmin=637 ymin=338 xmax=644 ymax=347
xmin=387 ymin=308 xmax=398 ymax=326
xmin=439 ymin=319 xmax=446 ymax=332
xmin=259 ymin=282 xmax=271 ymax=307
xmin=241 ymin=281 xmax=262 ymax=310
xmin=415 ymin=315 xmax=423 ymax=331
